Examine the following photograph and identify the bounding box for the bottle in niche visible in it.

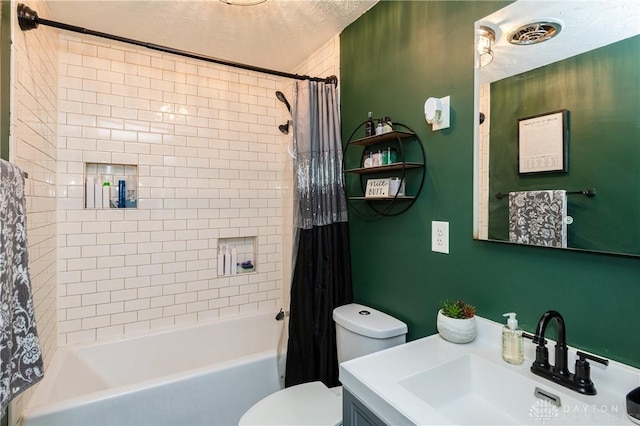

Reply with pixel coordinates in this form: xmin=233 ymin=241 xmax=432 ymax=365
xmin=118 ymin=180 xmax=126 ymax=208
xmin=365 ymin=112 xmax=375 ymax=137
xmin=102 ymin=181 xmax=111 ymax=208
xmin=94 ymin=175 xmax=103 ymax=208
xmin=86 ymin=176 xmax=96 ymax=209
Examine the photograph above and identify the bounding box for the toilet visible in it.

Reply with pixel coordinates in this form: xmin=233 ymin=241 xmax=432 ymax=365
xmin=239 ymin=303 xmax=407 ymax=425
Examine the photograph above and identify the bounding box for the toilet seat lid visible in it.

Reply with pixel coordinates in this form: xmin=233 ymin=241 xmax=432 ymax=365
xmin=239 ymin=381 xmax=342 ymax=426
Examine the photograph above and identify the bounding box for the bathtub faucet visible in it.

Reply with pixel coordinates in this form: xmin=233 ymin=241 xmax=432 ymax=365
xmin=275 ymin=309 xmax=289 ymax=321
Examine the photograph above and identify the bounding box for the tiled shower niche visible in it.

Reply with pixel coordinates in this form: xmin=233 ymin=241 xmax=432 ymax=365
xmin=85 ymin=163 xmax=138 ymax=209
xmin=218 ymin=237 xmax=257 ymax=277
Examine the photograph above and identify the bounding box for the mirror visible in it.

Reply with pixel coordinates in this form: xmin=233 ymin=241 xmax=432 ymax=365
xmin=473 ymin=1 xmax=640 ymax=257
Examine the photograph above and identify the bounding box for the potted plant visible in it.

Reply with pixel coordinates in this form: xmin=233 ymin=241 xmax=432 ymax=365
xmin=437 ymin=299 xmax=477 ymax=343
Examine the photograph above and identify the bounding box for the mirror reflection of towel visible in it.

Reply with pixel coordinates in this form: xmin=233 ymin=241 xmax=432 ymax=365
xmin=509 ymin=190 xmax=567 ymax=248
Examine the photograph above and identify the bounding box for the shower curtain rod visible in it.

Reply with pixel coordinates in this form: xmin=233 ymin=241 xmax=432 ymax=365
xmin=16 ymin=4 xmax=337 ymax=85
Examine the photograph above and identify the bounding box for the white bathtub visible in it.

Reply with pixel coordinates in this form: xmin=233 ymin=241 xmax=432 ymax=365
xmin=22 ymin=312 xmax=285 ymax=425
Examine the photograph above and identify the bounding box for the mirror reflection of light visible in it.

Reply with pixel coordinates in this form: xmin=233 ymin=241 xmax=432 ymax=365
xmin=476 ymin=26 xmax=495 ymax=68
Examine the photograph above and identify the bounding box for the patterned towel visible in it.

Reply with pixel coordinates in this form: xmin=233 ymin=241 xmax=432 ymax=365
xmin=509 ymin=190 xmax=567 ymax=248
xmin=0 ymin=160 xmax=44 ymax=415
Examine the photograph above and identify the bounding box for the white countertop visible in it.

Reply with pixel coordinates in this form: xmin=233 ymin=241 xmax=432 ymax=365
xmin=339 ymin=316 xmax=640 ymax=425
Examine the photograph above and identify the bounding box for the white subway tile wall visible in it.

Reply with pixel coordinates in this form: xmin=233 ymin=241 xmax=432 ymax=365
xmin=478 ymin=83 xmax=490 ymax=240
xmin=9 ymin=10 xmax=338 ymax=418
xmin=56 ymin=32 xmax=340 ymax=346
xmin=57 ymin=33 xmax=292 ymax=345
xmin=10 ymin=0 xmax=59 ymax=421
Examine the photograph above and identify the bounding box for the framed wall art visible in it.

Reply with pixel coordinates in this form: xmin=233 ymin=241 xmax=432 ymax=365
xmin=518 ymin=109 xmax=569 ymax=174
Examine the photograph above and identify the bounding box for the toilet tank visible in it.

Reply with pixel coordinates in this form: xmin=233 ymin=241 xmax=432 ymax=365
xmin=333 ymin=303 xmax=407 ymax=364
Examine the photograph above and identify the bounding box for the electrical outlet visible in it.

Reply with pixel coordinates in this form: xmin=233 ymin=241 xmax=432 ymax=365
xmin=432 ymin=221 xmax=449 ymax=254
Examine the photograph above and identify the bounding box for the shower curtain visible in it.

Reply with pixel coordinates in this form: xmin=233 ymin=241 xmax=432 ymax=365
xmin=284 ymin=79 xmax=353 ymax=388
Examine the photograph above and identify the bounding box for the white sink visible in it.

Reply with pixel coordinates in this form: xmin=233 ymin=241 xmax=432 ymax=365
xmin=339 ymin=317 xmax=639 ymax=426
xmin=399 ymin=354 xmax=620 ymax=425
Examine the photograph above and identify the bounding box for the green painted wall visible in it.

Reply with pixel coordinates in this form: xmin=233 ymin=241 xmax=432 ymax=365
xmin=488 ymin=36 xmax=640 ymax=254
xmin=340 ymin=1 xmax=640 ymax=367
xmin=1 ymin=1 xmax=10 ymax=160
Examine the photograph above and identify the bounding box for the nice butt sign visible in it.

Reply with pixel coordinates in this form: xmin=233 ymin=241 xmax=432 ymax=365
xmin=365 ymin=178 xmax=389 ymax=197
xmin=365 ymin=178 xmax=404 ymax=198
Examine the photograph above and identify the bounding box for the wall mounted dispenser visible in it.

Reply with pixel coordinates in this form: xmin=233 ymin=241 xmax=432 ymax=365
xmin=424 ymin=96 xmax=450 ymax=131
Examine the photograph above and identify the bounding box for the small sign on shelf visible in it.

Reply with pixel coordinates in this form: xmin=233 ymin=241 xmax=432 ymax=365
xmin=365 ymin=178 xmax=405 ymax=198
xmin=365 ymin=178 xmax=390 ymax=198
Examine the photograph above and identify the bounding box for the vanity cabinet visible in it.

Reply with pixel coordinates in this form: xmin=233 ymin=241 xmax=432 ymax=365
xmin=342 ymin=123 xmax=425 ymax=216
xmin=343 ymin=388 xmax=388 ymax=426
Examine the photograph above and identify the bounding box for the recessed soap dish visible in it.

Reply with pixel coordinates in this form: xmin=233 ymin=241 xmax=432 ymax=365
xmin=627 ymin=387 xmax=640 ymax=425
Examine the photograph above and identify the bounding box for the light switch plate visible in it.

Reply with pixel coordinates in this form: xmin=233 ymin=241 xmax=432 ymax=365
xmin=432 ymin=221 xmax=449 ymax=254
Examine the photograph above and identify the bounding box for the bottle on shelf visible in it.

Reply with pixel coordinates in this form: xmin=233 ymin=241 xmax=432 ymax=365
xmin=365 ymin=112 xmax=375 ymax=137
xmin=375 ymin=118 xmax=384 ymax=135
xmin=372 ymin=150 xmax=383 ymax=167
xmin=363 ymin=151 xmax=373 ymax=168
xmin=382 ymin=147 xmax=398 ymax=165
xmin=389 ymin=178 xmax=405 ymax=196
xmin=383 ymin=116 xmax=393 ymax=133
xmin=388 ymin=147 xmax=397 ymax=164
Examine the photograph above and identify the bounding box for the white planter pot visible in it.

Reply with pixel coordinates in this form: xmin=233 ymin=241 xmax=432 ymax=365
xmin=436 ymin=309 xmax=477 ymax=344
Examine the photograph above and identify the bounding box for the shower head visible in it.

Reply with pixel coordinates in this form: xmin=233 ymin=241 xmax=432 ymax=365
xmin=275 ymin=91 xmax=291 ymax=114
xmin=278 ymin=121 xmax=290 ymax=135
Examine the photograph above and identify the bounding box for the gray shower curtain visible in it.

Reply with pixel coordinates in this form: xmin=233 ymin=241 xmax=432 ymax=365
xmin=284 ymin=78 xmax=353 ymax=388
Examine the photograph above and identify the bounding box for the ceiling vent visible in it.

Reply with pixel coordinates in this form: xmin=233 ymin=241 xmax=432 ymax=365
xmin=508 ymin=21 xmax=562 ymax=45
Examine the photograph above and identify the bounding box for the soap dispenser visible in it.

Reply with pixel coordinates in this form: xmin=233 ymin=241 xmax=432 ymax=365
xmin=502 ymin=312 xmax=524 ymax=365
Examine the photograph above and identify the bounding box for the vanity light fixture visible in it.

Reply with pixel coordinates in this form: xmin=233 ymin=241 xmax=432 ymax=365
xmin=424 ymin=96 xmax=451 ymax=131
xmin=476 ymin=25 xmax=495 ymax=68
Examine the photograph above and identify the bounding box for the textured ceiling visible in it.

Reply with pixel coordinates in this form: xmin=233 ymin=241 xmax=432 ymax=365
xmin=41 ymin=1 xmax=639 ymax=82
xmin=44 ymin=0 xmax=378 ymax=74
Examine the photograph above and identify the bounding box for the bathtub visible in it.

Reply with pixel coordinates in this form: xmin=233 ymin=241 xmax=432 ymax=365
xmin=22 ymin=312 xmax=285 ymax=425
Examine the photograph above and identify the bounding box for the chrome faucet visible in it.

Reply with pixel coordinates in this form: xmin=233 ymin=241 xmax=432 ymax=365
xmin=530 ymin=310 xmax=608 ymax=395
